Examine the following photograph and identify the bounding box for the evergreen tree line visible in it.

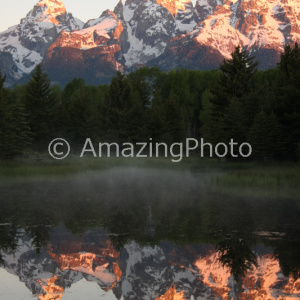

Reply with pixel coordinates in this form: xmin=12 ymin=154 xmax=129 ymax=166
xmin=0 ymin=43 xmax=300 ymax=160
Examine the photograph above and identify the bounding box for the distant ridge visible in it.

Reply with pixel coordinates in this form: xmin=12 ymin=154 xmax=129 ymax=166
xmin=0 ymin=0 xmax=299 ymax=86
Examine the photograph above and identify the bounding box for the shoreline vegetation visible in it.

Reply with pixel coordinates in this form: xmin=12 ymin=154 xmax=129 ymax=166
xmin=1 ymin=154 xmax=299 ymax=198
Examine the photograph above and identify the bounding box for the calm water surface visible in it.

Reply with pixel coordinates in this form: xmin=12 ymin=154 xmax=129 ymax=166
xmin=0 ymin=167 xmax=299 ymax=299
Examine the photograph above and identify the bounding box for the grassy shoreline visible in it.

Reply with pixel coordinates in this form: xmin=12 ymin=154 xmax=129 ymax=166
xmin=0 ymin=154 xmax=299 ymax=193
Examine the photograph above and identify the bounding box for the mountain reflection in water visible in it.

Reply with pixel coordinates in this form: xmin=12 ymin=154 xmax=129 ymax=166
xmin=0 ymin=167 xmax=300 ymax=299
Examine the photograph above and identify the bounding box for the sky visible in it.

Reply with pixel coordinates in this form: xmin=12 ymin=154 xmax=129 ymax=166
xmin=0 ymin=0 xmax=120 ymax=32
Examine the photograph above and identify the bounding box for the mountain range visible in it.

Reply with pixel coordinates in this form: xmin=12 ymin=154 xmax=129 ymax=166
xmin=0 ymin=0 xmax=300 ymax=86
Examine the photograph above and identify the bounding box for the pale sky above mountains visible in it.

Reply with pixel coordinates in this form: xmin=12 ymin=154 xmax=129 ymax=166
xmin=0 ymin=0 xmax=198 ymax=32
xmin=0 ymin=0 xmax=115 ymax=32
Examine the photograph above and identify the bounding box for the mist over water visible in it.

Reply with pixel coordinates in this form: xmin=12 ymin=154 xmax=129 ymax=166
xmin=0 ymin=166 xmax=212 ymax=205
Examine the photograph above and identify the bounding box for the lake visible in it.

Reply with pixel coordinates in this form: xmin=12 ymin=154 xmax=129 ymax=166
xmin=0 ymin=166 xmax=299 ymax=299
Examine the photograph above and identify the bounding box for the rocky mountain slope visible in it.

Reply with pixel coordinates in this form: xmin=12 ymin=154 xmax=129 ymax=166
xmin=0 ymin=0 xmax=83 ymax=85
xmin=0 ymin=0 xmax=300 ymax=86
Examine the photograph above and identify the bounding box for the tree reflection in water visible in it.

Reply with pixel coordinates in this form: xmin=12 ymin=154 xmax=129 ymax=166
xmin=217 ymin=236 xmax=258 ymax=281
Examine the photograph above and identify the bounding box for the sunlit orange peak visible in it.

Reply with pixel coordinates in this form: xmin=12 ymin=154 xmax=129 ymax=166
xmin=156 ymin=0 xmax=190 ymax=16
xmin=37 ymin=0 xmax=66 ymax=25
xmin=37 ymin=276 xmax=64 ymax=300
xmin=155 ymin=285 xmax=186 ymax=300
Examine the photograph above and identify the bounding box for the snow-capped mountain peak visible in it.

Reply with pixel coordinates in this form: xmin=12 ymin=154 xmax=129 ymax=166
xmin=22 ymin=0 xmax=83 ymax=31
xmin=1 ymin=0 xmax=300 ymax=86
xmin=156 ymin=0 xmax=192 ymax=17
xmin=35 ymin=0 xmax=66 ymax=25
xmin=0 ymin=0 xmax=83 ymax=83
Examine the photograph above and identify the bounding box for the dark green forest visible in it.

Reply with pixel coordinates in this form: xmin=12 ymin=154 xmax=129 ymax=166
xmin=0 ymin=43 xmax=300 ymax=161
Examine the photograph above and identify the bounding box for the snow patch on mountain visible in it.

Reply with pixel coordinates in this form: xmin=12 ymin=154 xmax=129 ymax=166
xmin=194 ymin=0 xmax=248 ymax=58
xmin=193 ymin=0 xmax=299 ymax=59
xmin=156 ymin=0 xmax=192 ymax=16
xmin=174 ymin=0 xmax=197 ymax=33
xmin=194 ymin=0 xmax=226 ymax=23
xmin=80 ymin=18 xmax=117 ymax=39
xmin=122 ymin=0 xmax=174 ymax=66
xmin=123 ymin=4 xmax=135 ymax=22
xmin=49 ymin=12 xmax=121 ymax=50
xmin=0 ymin=34 xmax=43 ymax=77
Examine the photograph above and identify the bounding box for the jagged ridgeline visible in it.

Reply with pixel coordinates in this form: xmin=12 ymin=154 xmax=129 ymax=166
xmin=1 ymin=0 xmax=300 ymax=86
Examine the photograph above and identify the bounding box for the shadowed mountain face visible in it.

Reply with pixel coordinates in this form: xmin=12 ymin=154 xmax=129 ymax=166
xmin=1 ymin=0 xmax=300 ymax=85
xmin=0 ymin=167 xmax=300 ymax=299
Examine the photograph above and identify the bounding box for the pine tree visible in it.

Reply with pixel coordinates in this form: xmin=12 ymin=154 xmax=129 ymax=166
xmin=0 ymin=70 xmax=31 ymax=160
xmin=165 ymin=70 xmax=194 ymax=138
xmin=62 ymin=78 xmax=85 ymax=103
xmin=104 ymin=72 xmax=145 ymax=143
xmin=279 ymin=42 xmax=300 ymax=79
xmin=224 ymin=97 xmax=247 ymax=144
xmin=127 ymin=67 xmax=152 ymax=108
xmin=163 ymin=94 xmax=185 ymax=144
xmin=275 ymin=43 xmax=300 ymax=159
xmin=199 ymin=89 xmax=225 ymax=147
xmin=199 ymin=89 xmax=213 ymax=140
xmin=24 ymin=64 xmax=54 ymax=144
xmin=210 ymin=46 xmax=258 ymax=148
xmin=65 ymin=86 xmax=99 ymax=145
xmin=147 ymin=88 xmax=167 ymax=143
xmin=219 ymin=46 xmax=258 ymax=99
xmin=267 ymin=112 xmax=285 ymax=158
xmin=212 ymin=46 xmax=258 ymax=113
xmin=247 ymin=111 xmax=284 ymax=160
xmin=0 ymin=70 xmax=5 ymax=90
